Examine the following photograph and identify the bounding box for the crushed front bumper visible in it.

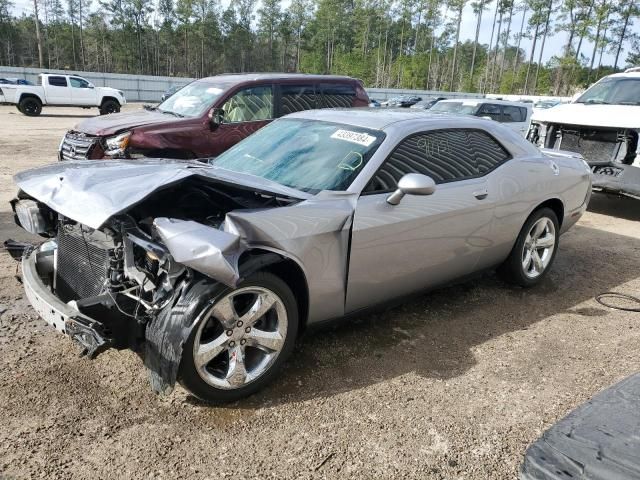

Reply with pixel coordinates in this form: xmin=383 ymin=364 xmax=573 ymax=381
xmin=22 ymin=251 xmax=113 ymax=358
xmin=591 ymin=163 xmax=640 ymax=199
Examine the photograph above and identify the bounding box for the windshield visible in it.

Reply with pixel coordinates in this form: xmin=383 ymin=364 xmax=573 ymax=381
xmin=429 ymin=101 xmax=480 ymax=115
xmin=576 ymin=78 xmax=640 ymax=105
xmin=212 ymin=119 xmax=385 ymax=193
xmin=157 ymin=81 xmax=227 ymax=117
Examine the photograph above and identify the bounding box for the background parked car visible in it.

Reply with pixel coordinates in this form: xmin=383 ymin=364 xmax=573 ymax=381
xmin=59 ymin=73 xmax=370 ymax=161
xmin=0 ymin=73 xmax=125 ymax=116
xmin=161 ymin=84 xmax=185 ymax=102
xmin=385 ymin=95 xmax=422 ymax=107
xmin=429 ymin=98 xmax=532 ymax=135
xmin=410 ymin=97 xmax=447 ymax=110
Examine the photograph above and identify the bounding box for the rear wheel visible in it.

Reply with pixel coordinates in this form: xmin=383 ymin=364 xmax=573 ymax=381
xmin=19 ymin=97 xmax=42 ymax=116
xmin=99 ymin=99 xmax=120 ymax=115
xmin=179 ymin=272 xmax=298 ymax=403
xmin=498 ymin=207 xmax=559 ymax=287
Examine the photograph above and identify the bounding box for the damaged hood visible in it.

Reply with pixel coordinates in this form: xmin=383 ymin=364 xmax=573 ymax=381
xmin=14 ymin=159 xmax=311 ymax=229
xmin=72 ymin=108 xmax=185 ymax=136
xmin=531 ymin=103 xmax=640 ymax=129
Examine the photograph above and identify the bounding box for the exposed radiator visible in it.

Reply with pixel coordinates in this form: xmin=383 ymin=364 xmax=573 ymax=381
xmin=55 ymin=225 xmax=112 ymax=303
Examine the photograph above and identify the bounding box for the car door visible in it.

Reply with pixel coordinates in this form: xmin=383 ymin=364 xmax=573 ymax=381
xmin=345 ymin=129 xmax=495 ymax=313
xmin=208 ymin=84 xmax=274 ymax=156
xmin=45 ymin=75 xmax=70 ymax=104
xmin=70 ymin=77 xmax=97 ymax=106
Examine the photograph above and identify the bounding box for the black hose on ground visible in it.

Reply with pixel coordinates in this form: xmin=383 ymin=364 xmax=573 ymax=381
xmin=595 ymin=292 xmax=640 ymax=312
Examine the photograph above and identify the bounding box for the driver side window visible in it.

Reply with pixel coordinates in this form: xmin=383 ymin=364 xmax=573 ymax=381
xmin=222 ymin=86 xmax=274 ymax=123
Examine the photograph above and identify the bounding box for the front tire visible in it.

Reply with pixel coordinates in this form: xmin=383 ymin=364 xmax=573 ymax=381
xmin=19 ymin=97 xmax=42 ymax=116
xmin=179 ymin=272 xmax=298 ymax=403
xmin=99 ymin=99 xmax=120 ymax=115
xmin=498 ymin=207 xmax=560 ymax=287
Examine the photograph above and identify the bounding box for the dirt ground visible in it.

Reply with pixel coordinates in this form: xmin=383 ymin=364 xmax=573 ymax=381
xmin=0 ymin=104 xmax=639 ymax=480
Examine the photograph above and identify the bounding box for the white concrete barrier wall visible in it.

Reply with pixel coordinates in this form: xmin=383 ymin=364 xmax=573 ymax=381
xmin=0 ymin=66 xmax=571 ymax=103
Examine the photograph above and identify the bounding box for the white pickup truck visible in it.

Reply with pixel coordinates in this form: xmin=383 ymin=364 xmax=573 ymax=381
xmin=0 ymin=73 xmax=126 ymax=116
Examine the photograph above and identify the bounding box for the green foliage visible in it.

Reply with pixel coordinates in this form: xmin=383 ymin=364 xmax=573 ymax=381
xmin=1 ymin=0 xmax=637 ymax=94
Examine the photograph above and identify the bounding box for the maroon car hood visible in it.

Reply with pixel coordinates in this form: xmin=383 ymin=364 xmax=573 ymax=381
xmin=73 ymin=108 xmax=177 ymax=136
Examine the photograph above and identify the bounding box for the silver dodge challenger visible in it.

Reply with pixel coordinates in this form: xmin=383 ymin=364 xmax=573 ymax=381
xmin=11 ymin=109 xmax=592 ymax=402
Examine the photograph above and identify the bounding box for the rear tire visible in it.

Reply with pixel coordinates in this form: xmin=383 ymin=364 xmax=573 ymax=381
xmin=497 ymin=207 xmax=560 ymax=287
xmin=19 ymin=97 xmax=42 ymax=116
xmin=179 ymin=272 xmax=298 ymax=403
xmin=99 ymin=99 xmax=120 ymax=115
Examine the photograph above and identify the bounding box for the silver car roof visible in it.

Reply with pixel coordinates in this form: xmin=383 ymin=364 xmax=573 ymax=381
xmin=287 ymin=107 xmax=500 ymax=131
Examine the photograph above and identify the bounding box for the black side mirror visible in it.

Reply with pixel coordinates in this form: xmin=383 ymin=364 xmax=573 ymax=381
xmin=209 ymin=108 xmax=225 ymax=129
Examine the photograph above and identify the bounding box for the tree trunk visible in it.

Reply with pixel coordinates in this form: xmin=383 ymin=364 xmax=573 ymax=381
xmin=523 ymin=21 xmax=540 ymax=94
xmin=450 ymin=0 xmax=464 ymax=90
xmin=79 ymin=0 xmax=85 ymax=69
xmin=510 ymin=5 xmax=527 ymax=92
xmin=469 ymin=0 xmax=485 ymax=90
xmin=497 ymin=0 xmax=514 ymax=91
xmin=33 ymin=0 xmax=44 ymax=68
xmin=613 ymin=4 xmax=631 ymax=69
xmin=489 ymin=3 xmax=504 ymax=92
xmin=533 ymin=0 xmax=553 ymax=94
xmin=574 ymin=0 xmax=594 ymax=60
xmin=481 ymin=0 xmax=498 ymax=93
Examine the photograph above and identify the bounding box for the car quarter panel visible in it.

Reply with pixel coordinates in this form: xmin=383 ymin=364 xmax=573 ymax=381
xmin=225 ymin=192 xmax=358 ymax=324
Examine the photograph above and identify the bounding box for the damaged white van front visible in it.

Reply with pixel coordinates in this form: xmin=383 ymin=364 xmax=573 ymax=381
xmin=527 ymin=70 xmax=640 ymax=199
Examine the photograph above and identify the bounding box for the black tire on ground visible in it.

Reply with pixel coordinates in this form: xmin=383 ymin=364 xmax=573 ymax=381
xmin=99 ymin=99 xmax=120 ymax=115
xmin=18 ymin=97 xmax=42 ymax=116
xmin=497 ymin=207 xmax=560 ymax=288
xmin=179 ymin=271 xmax=299 ymax=403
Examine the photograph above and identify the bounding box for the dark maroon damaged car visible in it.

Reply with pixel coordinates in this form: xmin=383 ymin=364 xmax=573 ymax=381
xmin=59 ymin=73 xmax=370 ymax=161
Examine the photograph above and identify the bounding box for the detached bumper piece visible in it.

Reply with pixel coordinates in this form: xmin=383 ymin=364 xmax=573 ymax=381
xmin=21 ymin=251 xmax=115 ymax=358
xmin=64 ymin=316 xmax=112 ymax=359
xmin=520 ymin=373 xmax=640 ymax=480
xmin=591 ymin=163 xmax=640 ymax=199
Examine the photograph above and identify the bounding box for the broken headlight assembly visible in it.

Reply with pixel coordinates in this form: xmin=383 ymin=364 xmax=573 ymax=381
xmin=12 ymin=199 xmax=55 ymax=236
xmin=104 ymin=131 xmax=131 ymax=156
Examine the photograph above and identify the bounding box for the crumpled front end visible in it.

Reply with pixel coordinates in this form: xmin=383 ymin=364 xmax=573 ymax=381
xmin=528 ymin=121 xmax=640 ymax=199
xmin=10 ymin=159 xmax=354 ymax=396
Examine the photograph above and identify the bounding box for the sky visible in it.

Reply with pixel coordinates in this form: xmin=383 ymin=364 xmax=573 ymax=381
xmin=10 ymin=0 xmax=636 ymax=68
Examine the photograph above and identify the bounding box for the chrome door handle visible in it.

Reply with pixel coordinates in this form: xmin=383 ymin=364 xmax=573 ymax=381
xmin=473 ymin=190 xmax=488 ymax=200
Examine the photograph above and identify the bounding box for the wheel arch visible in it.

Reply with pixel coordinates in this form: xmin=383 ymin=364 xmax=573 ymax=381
xmin=238 ymin=248 xmax=310 ymax=334
xmin=100 ymin=96 xmax=121 ymax=107
xmin=18 ymin=93 xmax=43 ymax=105
xmin=532 ymin=198 xmax=564 ymax=228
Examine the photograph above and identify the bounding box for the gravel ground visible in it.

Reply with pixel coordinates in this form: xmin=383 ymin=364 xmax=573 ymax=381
xmin=0 ymin=105 xmax=639 ymax=479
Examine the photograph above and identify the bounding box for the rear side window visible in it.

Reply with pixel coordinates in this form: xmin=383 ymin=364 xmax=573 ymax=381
xmin=502 ymin=105 xmax=526 ymax=122
xmin=321 ymin=84 xmax=356 ymax=108
xmin=366 ymin=129 xmax=511 ymax=192
xmin=477 ymin=103 xmax=501 ymax=121
xmin=279 ymin=84 xmax=316 ymax=115
xmin=48 ymin=76 xmax=67 ymax=87
xmin=367 ymin=130 xmax=476 ymax=191
xmin=466 ymin=130 xmax=511 ymax=174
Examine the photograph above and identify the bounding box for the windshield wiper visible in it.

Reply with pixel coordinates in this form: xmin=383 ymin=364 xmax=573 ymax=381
xmin=576 ymin=99 xmax=609 ymax=105
xmin=158 ymin=109 xmax=185 ymax=118
xmin=616 ymin=101 xmax=640 ymax=106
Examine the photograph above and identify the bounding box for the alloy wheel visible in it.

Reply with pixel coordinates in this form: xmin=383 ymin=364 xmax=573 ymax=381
xmin=192 ymin=287 xmax=288 ymax=390
xmin=521 ymin=217 xmax=556 ymax=279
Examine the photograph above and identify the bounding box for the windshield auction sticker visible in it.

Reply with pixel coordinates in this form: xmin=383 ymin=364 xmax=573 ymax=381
xmin=331 ymin=129 xmax=376 ymax=147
